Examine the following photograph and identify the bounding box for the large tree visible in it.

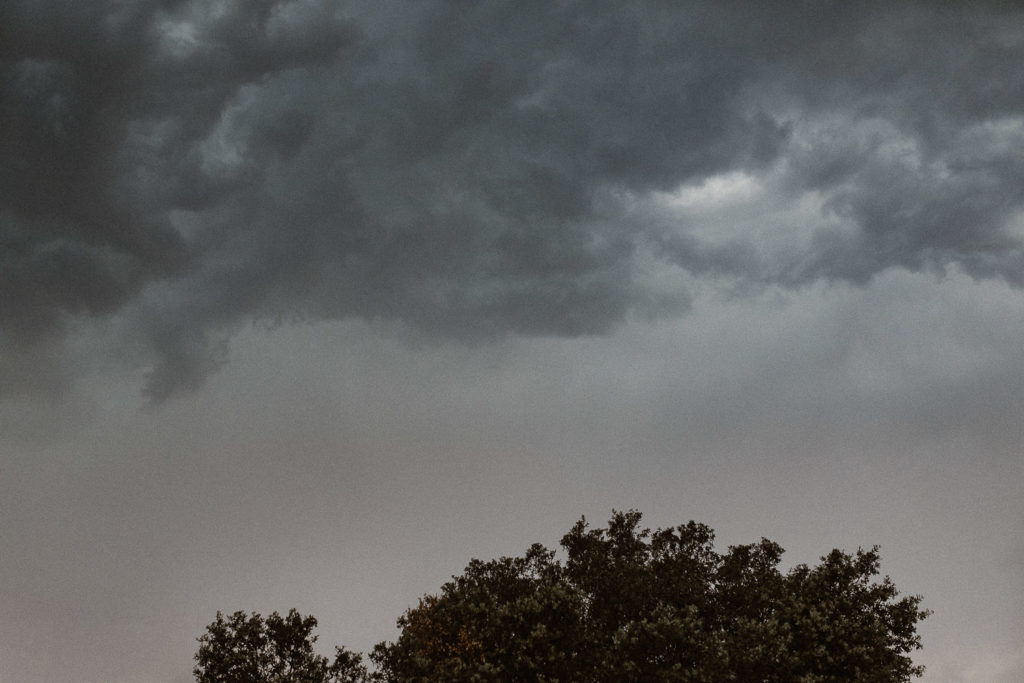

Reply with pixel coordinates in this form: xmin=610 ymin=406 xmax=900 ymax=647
xmin=195 ymin=511 xmax=929 ymax=682
xmin=370 ymin=511 xmax=929 ymax=682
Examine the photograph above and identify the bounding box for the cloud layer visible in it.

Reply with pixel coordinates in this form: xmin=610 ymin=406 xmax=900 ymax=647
xmin=3 ymin=1 xmax=1023 ymax=399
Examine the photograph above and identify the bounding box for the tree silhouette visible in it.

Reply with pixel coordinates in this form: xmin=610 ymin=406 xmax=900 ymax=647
xmin=371 ymin=511 xmax=929 ymax=681
xmin=195 ymin=511 xmax=929 ymax=681
xmin=194 ymin=609 xmax=367 ymax=683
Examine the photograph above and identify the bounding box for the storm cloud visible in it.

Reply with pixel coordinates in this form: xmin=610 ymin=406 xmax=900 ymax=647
xmin=3 ymin=0 xmax=1024 ymax=399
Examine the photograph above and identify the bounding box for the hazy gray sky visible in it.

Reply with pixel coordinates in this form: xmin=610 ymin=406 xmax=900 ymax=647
xmin=2 ymin=2 xmax=1022 ymax=681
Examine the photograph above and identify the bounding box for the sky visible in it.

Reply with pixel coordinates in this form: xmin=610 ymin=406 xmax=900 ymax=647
xmin=1 ymin=1 xmax=1022 ymax=681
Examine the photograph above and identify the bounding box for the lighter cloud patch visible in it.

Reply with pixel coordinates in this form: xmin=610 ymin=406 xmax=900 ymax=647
xmin=156 ymin=18 xmax=201 ymax=59
xmin=167 ymin=209 xmax=207 ymax=244
xmin=644 ymin=164 xmax=844 ymax=274
xmin=956 ymin=115 xmax=1024 ymax=160
xmin=513 ymin=58 xmax=576 ymax=112
xmin=791 ymin=110 xmax=928 ymax=173
xmin=659 ymin=171 xmax=761 ymax=210
xmin=154 ymin=0 xmax=238 ymax=60
xmin=1004 ymin=209 xmax=1024 ymax=241
xmin=197 ymin=86 xmax=259 ymax=178
xmin=267 ymin=0 xmax=333 ymax=40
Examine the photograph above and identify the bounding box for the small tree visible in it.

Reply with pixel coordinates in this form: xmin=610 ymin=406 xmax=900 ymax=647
xmin=194 ymin=608 xmax=368 ymax=683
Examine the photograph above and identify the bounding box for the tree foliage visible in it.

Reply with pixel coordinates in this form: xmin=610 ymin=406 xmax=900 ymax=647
xmin=193 ymin=608 xmax=368 ymax=683
xmin=370 ymin=511 xmax=929 ymax=682
xmin=195 ymin=511 xmax=929 ymax=682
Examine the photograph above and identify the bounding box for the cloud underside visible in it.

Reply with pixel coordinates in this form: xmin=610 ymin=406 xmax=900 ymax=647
xmin=3 ymin=0 xmax=1023 ymax=399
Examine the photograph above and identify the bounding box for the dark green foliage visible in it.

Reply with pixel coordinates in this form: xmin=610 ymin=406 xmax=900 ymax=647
xmin=370 ymin=511 xmax=929 ymax=682
xmin=193 ymin=608 xmax=368 ymax=683
xmin=195 ymin=511 xmax=928 ymax=682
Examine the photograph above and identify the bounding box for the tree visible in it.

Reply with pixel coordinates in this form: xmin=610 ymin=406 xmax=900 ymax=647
xmin=370 ymin=510 xmax=929 ymax=682
xmin=194 ymin=512 xmax=929 ymax=681
xmin=194 ymin=608 xmax=368 ymax=683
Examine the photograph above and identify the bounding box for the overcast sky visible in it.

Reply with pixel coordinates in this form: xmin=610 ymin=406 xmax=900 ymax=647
xmin=2 ymin=1 xmax=1023 ymax=681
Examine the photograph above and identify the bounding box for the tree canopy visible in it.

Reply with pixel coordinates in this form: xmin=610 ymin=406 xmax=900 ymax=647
xmin=196 ymin=511 xmax=929 ymax=682
xmin=194 ymin=608 xmax=367 ymax=683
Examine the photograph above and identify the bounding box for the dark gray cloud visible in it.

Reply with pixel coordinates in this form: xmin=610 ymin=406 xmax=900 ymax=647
xmin=3 ymin=1 xmax=1023 ymax=399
